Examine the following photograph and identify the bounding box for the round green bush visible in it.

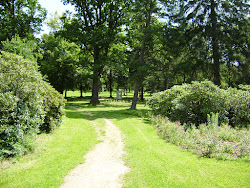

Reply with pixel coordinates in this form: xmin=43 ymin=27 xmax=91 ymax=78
xmin=147 ymin=81 xmax=249 ymax=128
xmin=171 ymin=81 xmax=229 ymax=126
xmin=0 ymin=51 xmax=65 ymax=158
xmin=227 ymin=87 xmax=250 ymax=128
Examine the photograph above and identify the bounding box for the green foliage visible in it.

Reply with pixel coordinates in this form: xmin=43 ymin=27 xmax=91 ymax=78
xmin=0 ymin=52 xmax=65 ymax=158
xmin=147 ymin=81 xmax=249 ymax=127
xmin=39 ymin=34 xmax=81 ymax=94
xmin=150 ymin=114 xmax=249 ymax=159
xmin=0 ymin=52 xmax=44 ymax=157
xmin=0 ymin=0 xmax=46 ymax=43
xmin=1 ymin=35 xmax=41 ymax=61
xmin=171 ymin=81 xmax=228 ymax=126
xmin=147 ymin=84 xmax=188 ymax=117
xmin=38 ymin=81 xmax=66 ymax=133
xmin=227 ymin=87 xmax=250 ymax=128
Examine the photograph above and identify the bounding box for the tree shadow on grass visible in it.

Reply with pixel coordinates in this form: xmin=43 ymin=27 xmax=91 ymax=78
xmin=65 ymin=108 xmax=150 ymax=121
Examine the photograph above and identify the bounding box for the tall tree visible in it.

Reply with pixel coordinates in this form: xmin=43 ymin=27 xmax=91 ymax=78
xmin=126 ymin=0 xmax=159 ymax=109
xmin=0 ymin=0 xmax=46 ymax=44
xmin=39 ymin=34 xmax=81 ymax=94
xmin=62 ymin=0 xmax=129 ymax=104
xmin=161 ymin=0 xmax=250 ymax=86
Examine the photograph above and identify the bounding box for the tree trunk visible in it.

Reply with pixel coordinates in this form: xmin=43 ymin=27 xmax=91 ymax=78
xmin=64 ymin=89 xmax=67 ymax=98
xmin=139 ymin=86 xmax=144 ymax=101
xmin=80 ymin=83 xmax=83 ymax=98
xmin=109 ymin=70 xmax=113 ymax=98
xmin=164 ymin=76 xmax=169 ymax=90
xmin=131 ymin=81 xmax=140 ymax=110
xmin=90 ymin=70 xmax=100 ymax=105
xmin=90 ymin=47 xmax=101 ymax=105
xmin=211 ymin=0 xmax=221 ymax=86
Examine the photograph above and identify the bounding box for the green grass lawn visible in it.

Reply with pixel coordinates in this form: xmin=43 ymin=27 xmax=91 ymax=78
xmin=67 ymin=99 xmax=250 ymax=188
xmin=0 ymin=106 xmax=98 ymax=188
xmin=0 ymin=98 xmax=249 ymax=187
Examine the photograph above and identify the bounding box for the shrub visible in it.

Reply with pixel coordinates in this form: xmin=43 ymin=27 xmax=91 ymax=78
xmin=147 ymin=84 xmax=189 ymax=119
xmin=147 ymin=81 xmax=228 ymax=126
xmin=39 ymin=81 xmax=65 ymax=133
xmin=0 ymin=51 xmax=65 ymax=158
xmin=226 ymin=87 xmax=250 ymax=128
xmin=147 ymin=81 xmax=249 ymax=128
xmin=171 ymin=81 xmax=228 ymax=126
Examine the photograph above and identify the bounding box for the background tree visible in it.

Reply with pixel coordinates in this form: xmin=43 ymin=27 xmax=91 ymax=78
xmin=39 ymin=34 xmax=81 ymax=95
xmin=161 ymin=0 xmax=250 ymax=86
xmin=62 ymin=0 xmax=129 ymax=104
xmin=1 ymin=35 xmax=41 ymax=61
xmin=0 ymin=0 xmax=46 ymax=45
xmin=125 ymin=0 xmax=160 ymax=109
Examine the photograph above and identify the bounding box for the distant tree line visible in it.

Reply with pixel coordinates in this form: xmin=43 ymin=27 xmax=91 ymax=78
xmin=0 ymin=0 xmax=249 ymax=110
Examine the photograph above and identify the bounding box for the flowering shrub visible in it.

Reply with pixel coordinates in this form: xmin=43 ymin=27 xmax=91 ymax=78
xmin=150 ymin=114 xmax=249 ymax=160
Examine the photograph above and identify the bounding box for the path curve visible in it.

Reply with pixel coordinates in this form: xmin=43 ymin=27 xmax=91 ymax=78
xmin=61 ymin=118 xmax=129 ymax=188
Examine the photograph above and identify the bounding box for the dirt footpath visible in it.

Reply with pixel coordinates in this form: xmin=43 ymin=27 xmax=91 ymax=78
xmin=61 ymin=118 xmax=129 ymax=188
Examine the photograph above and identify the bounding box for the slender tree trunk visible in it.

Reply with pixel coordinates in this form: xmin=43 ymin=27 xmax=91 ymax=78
xmin=109 ymin=70 xmax=113 ymax=98
xmin=211 ymin=0 xmax=221 ymax=86
xmin=91 ymin=47 xmax=101 ymax=105
xmin=90 ymin=70 xmax=100 ymax=105
xmin=64 ymin=89 xmax=67 ymax=98
xmin=80 ymin=83 xmax=83 ymax=98
xmin=163 ymin=62 xmax=170 ymax=90
xmin=131 ymin=81 xmax=140 ymax=110
xmin=164 ymin=76 xmax=169 ymax=90
xmin=140 ymin=86 xmax=144 ymax=101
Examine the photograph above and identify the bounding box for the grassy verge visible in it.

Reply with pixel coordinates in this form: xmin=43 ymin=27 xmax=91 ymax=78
xmin=150 ymin=114 xmax=249 ymax=160
xmin=0 ymin=107 xmax=98 ymax=188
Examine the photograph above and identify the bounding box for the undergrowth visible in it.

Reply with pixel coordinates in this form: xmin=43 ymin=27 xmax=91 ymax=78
xmin=149 ymin=113 xmax=249 ymax=160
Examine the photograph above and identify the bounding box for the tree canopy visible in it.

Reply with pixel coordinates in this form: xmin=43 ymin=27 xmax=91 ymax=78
xmin=1 ymin=0 xmax=249 ymax=108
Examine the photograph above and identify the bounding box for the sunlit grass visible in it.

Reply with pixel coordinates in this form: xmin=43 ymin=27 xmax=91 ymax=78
xmin=0 ymin=107 xmax=98 ymax=188
xmin=66 ymin=99 xmax=250 ymax=187
xmin=64 ymin=90 xmax=152 ymax=100
xmin=1 ymin=98 xmax=249 ymax=187
xmin=113 ymin=117 xmax=250 ymax=187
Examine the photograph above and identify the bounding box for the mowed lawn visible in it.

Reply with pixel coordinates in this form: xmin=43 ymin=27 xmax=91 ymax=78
xmin=68 ymin=99 xmax=250 ymax=188
xmin=0 ymin=97 xmax=249 ymax=187
xmin=0 ymin=106 xmax=98 ymax=188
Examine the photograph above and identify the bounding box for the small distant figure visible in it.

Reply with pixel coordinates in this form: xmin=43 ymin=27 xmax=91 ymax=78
xmin=116 ymin=90 xmax=122 ymax=100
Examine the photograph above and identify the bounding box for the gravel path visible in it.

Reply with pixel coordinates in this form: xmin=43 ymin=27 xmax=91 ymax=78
xmin=61 ymin=118 xmax=129 ymax=188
